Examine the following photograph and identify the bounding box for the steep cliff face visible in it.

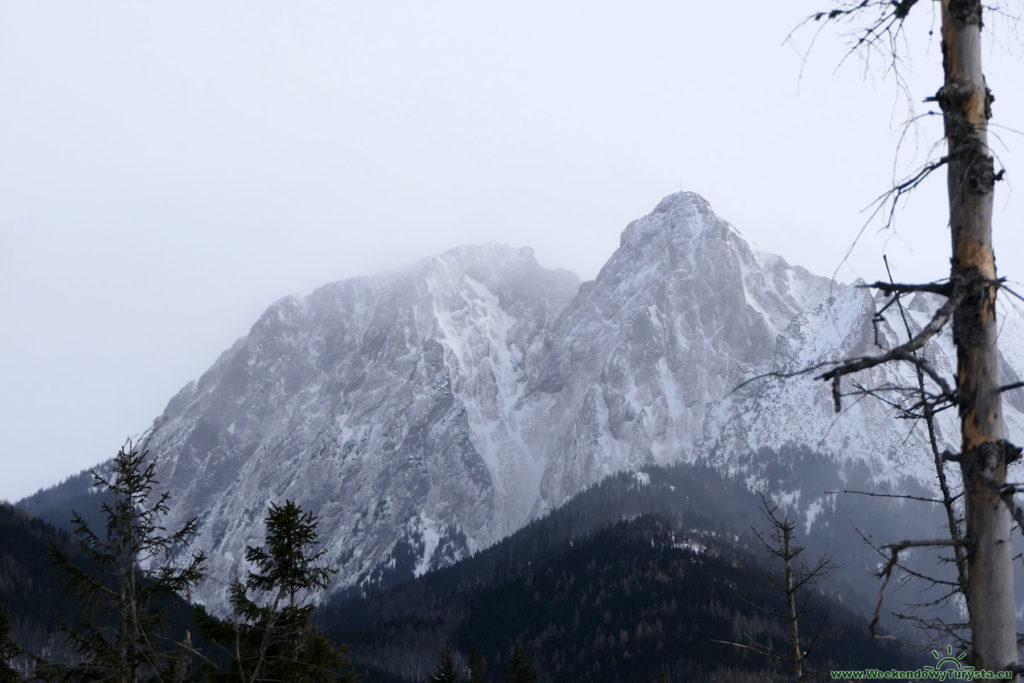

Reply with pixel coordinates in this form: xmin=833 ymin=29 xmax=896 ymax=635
xmin=143 ymin=244 xmax=579 ymax=604
xmin=528 ymin=192 xmax=838 ymax=509
xmin=22 ymin=192 xmax=1024 ymax=610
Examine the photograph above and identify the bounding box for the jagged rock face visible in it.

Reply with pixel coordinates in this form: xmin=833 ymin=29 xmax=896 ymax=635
xmin=148 ymin=245 xmax=579 ymax=605
xmin=529 ymin=193 xmax=837 ymax=508
xmin=26 ymin=192 xmax=1024 ymax=610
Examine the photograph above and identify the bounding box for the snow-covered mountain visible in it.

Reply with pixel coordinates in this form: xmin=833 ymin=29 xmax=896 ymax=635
xmin=22 ymin=191 xmax=1024 ymax=609
xmin=530 ymin=193 xmax=837 ymax=509
xmin=142 ymin=243 xmax=580 ymax=597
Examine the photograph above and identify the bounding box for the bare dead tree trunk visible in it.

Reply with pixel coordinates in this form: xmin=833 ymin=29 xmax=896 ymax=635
xmin=939 ymin=0 xmax=1017 ymax=674
xmin=782 ymin=519 xmax=803 ymax=683
xmin=784 ymin=0 xmax=1022 ymax=668
xmin=712 ymin=495 xmax=830 ymax=681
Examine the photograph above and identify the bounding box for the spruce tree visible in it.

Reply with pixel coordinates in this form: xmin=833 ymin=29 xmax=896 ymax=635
xmin=430 ymin=642 xmax=459 ymax=683
xmin=0 ymin=606 xmax=19 ymax=683
xmin=41 ymin=440 xmax=205 ymax=682
xmin=467 ymin=646 xmax=485 ymax=683
xmin=197 ymin=500 xmax=358 ymax=682
xmin=505 ymin=645 xmax=536 ymax=683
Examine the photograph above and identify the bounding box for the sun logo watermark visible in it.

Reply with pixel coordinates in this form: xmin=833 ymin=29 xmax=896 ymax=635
xmin=829 ymin=644 xmax=1013 ymax=680
xmin=922 ymin=645 xmax=976 ymax=677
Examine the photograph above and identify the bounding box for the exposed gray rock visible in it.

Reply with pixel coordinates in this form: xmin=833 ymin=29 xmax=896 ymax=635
xmin=22 ymin=192 xmax=1024 ymax=612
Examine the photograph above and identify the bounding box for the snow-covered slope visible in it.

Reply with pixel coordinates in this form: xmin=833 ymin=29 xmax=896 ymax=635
xmin=146 ymin=244 xmax=579 ymax=604
xmin=22 ymin=192 xmax=1024 ymax=610
xmin=528 ymin=192 xmax=838 ymax=509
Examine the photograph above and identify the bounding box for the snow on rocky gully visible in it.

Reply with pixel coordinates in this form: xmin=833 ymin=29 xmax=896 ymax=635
xmin=33 ymin=191 xmax=1022 ymax=610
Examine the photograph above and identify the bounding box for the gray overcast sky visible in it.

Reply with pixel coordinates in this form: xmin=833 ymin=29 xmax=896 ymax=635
xmin=2 ymin=1 xmax=1023 ymax=502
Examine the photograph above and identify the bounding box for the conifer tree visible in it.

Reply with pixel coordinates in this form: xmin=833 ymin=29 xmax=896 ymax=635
xmin=197 ymin=500 xmax=358 ymax=682
xmin=467 ymin=647 xmax=485 ymax=683
xmin=505 ymin=645 xmax=536 ymax=683
xmin=430 ymin=642 xmax=459 ymax=683
xmin=0 ymin=606 xmax=20 ymax=683
xmin=42 ymin=440 xmax=206 ymax=682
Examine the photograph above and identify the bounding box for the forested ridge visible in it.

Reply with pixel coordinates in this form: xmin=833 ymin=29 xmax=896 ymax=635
xmin=320 ymin=482 xmax=919 ymax=682
xmin=0 ymin=503 xmax=86 ymax=668
xmin=1 ymin=458 xmax=920 ymax=681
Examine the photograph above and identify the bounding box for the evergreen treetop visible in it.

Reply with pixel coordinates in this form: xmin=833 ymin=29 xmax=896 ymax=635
xmin=505 ymin=645 xmax=536 ymax=683
xmin=430 ymin=642 xmax=459 ymax=683
xmin=43 ymin=440 xmax=206 ymax=682
xmin=0 ymin=606 xmax=20 ymax=683
xmin=196 ymin=499 xmax=358 ymax=682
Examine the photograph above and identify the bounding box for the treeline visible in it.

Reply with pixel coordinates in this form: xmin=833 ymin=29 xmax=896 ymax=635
xmin=326 ymin=461 xmax=769 ymax=634
xmin=323 ymin=514 xmax=917 ymax=682
xmin=0 ymin=443 xmax=559 ymax=683
xmin=2 ymin=445 xmax=925 ymax=681
xmin=0 ymin=504 xmax=82 ymax=668
xmin=317 ymin=459 xmax=921 ymax=681
xmin=1 ymin=442 xmax=359 ymax=682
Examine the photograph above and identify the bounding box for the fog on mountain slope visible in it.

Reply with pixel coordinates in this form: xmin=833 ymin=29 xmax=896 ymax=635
xmin=20 ymin=192 xmax=1024 ymax=613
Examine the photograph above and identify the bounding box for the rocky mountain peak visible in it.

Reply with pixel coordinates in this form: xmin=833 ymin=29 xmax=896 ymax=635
xmin=24 ymin=191 xmax=1021 ymax=614
xmin=416 ymin=243 xmax=579 ymax=319
xmin=619 ymin=191 xmax=723 ymax=250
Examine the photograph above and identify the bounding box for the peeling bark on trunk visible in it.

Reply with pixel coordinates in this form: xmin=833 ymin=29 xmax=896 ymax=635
xmin=940 ymin=0 xmax=1018 ymax=674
